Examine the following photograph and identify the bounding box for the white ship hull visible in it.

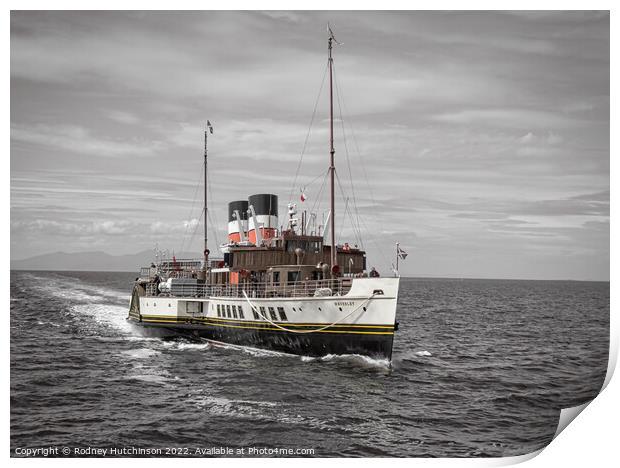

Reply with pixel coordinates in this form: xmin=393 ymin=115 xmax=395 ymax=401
xmin=128 ymin=277 xmax=400 ymax=359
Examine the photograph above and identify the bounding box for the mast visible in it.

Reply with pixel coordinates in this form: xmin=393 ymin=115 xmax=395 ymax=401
xmin=328 ymin=27 xmax=337 ymax=275
xmin=396 ymin=242 xmax=400 ymax=273
xmin=204 ymin=121 xmax=210 ymax=270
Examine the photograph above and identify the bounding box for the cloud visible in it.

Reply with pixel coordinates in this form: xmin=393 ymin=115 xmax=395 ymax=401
xmin=11 ymin=219 xmax=137 ymax=236
xmin=519 ymin=132 xmax=536 ymax=143
xmin=11 ymin=123 xmax=163 ymax=157
xmin=106 ymin=110 xmax=140 ymax=125
xmin=432 ymin=108 xmax=580 ymax=130
xmin=150 ymin=218 xmax=200 ymax=234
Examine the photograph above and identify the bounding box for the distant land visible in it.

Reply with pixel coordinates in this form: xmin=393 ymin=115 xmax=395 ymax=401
xmin=10 ymin=250 xmax=197 ymax=272
xmin=10 ymin=250 xmax=608 ymax=282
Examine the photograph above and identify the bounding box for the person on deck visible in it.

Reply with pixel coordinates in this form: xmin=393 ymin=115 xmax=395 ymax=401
xmin=369 ymin=267 xmax=380 ymax=278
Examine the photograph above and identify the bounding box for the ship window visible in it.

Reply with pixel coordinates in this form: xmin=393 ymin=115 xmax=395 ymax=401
xmin=287 ymin=271 xmax=300 ymax=284
xmin=268 ymin=307 xmax=277 ymax=321
xmin=259 ymin=306 xmax=266 ymax=320
xmin=238 ymin=305 xmax=245 ymax=319
xmin=232 ymin=305 xmax=238 ymax=319
xmin=226 ymin=305 xmax=231 ymax=318
xmin=272 ymin=272 xmax=280 ymax=285
xmin=252 ymin=308 xmax=259 ymax=320
xmin=277 ymin=307 xmax=288 ymax=321
xmin=217 ymin=304 xmax=221 ymax=317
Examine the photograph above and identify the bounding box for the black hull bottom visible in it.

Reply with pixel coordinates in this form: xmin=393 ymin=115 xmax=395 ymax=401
xmin=128 ymin=319 xmax=395 ymax=361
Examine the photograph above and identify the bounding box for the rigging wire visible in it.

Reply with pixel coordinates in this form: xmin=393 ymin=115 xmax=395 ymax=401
xmin=179 ymin=168 xmax=205 ymax=256
xmin=331 ymin=64 xmax=392 ymax=270
xmin=207 ymin=208 xmax=220 ymax=251
xmin=332 ymin=63 xmax=364 ymax=249
xmin=288 ymin=62 xmax=329 ymax=204
xmin=334 ymin=169 xmax=363 ymax=247
xmin=337 ymin=196 xmax=350 ymax=244
xmin=178 ymin=160 xmax=222 ymax=257
xmin=207 ymin=170 xmax=221 ymax=248
xmin=185 ymin=209 xmax=204 ymax=254
xmin=309 ymin=169 xmax=329 ymax=234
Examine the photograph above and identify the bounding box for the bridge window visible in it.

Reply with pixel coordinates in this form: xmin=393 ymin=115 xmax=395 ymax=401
xmin=259 ymin=306 xmax=266 ymax=320
xmin=252 ymin=307 xmax=259 ymax=320
xmin=277 ymin=307 xmax=288 ymax=321
xmin=238 ymin=305 xmax=245 ymax=319
xmin=226 ymin=305 xmax=231 ymax=318
xmin=268 ymin=307 xmax=277 ymax=321
xmin=216 ymin=304 xmax=221 ymax=317
xmin=232 ymin=305 xmax=238 ymax=319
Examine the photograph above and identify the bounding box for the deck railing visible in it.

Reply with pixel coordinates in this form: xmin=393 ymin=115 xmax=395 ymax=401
xmin=144 ymin=278 xmax=352 ymax=299
xmin=139 ymin=258 xmax=226 ymax=280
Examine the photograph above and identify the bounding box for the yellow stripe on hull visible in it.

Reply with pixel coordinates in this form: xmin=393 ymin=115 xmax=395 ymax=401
xmin=137 ymin=317 xmax=394 ymax=335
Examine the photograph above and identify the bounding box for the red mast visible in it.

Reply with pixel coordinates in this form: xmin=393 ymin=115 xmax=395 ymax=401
xmin=328 ymin=27 xmax=337 ymax=276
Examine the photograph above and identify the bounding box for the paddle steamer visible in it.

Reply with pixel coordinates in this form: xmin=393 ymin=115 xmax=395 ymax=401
xmin=127 ymin=28 xmax=401 ymax=360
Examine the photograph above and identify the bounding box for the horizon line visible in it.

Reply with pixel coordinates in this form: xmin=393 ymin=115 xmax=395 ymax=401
xmin=9 ymin=267 xmax=610 ymax=283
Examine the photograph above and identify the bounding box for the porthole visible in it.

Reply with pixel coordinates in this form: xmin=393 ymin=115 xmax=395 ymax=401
xmin=339 ymin=307 xmax=342 ymax=312
xmin=318 ymin=307 xmax=322 ymax=311
xmin=168 ymin=303 xmax=171 ymax=307
xmin=363 ymin=307 xmax=367 ymax=311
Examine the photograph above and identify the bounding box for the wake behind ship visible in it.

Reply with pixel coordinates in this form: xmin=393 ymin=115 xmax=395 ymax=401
xmin=127 ymin=27 xmax=402 ymax=360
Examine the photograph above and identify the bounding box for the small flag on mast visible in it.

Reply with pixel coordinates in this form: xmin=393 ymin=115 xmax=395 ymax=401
xmin=397 ymin=245 xmax=408 ymax=260
xmin=207 ymin=120 xmax=214 ymax=134
xmin=300 ymin=188 xmax=307 ymax=202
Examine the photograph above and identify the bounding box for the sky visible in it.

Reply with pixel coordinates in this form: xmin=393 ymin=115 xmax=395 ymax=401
xmin=10 ymin=10 xmax=609 ymax=280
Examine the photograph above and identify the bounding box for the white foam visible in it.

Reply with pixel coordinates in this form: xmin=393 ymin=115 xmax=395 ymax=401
xmin=190 ymin=395 xmax=269 ymax=420
xmin=173 ymin=342 xmax=212 ymax=351
xmin=315 ymin=353 xmax=391 ymax=369
xmin=72 ymin=303 xmax=134 ymax=335
xmin=31 ymin=273 xmax=129 ymax=306
xmin=124 ymin=336 xmax=161 ymax=343
xmin=208 ymin=340 xmax=292 ymax=358
xmin=415 ymin=350 xmax=432 ymax=357
xmin=124 ymin=360 xmax=175 ymax=386
xmin=120 ymin=348 xmax=162 ymax=359
xmin=128 ymin=373 xmax=171 ymax=385
xmin=36 ymin=320 xmax=61 ymax=328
